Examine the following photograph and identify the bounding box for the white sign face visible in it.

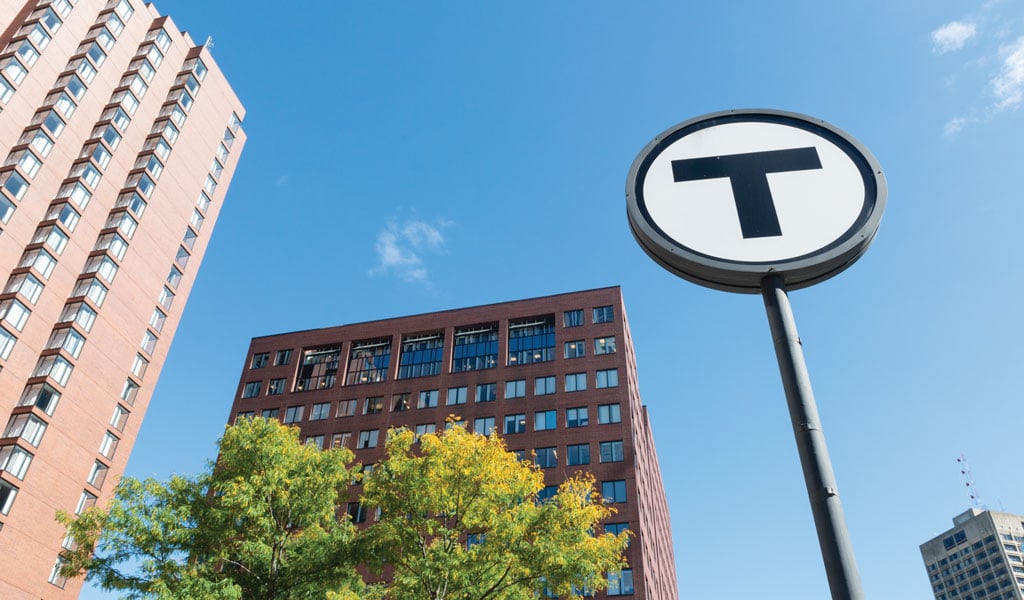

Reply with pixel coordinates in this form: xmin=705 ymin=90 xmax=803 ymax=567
xmin=626 ymin=110 xmax=886 ymax=293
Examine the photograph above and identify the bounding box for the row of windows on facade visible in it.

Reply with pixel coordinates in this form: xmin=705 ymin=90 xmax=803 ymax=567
xmin=1 ymin=0 xmax=144 ymax=528
xmin=249 ymin=308 xmax=614 ymax=377
xmin=0 ymin=397 xmax=126 ymax=518
xmin=1 ymin=11 xmax=194 ymax=491
xmin=0 ymin=0 xmax=142 ymax=220
xmin=246 ymin=331 xmax=617 ymax=395
xmin=243 ymin=367 xmax=620 ymax=404
xmin=0 ymin=3 xmax=209 ymax=367
xmin=237 ymin=403 xmax=623 ymax=444
xmin=1 ymin=0 xmax=239 ymax=554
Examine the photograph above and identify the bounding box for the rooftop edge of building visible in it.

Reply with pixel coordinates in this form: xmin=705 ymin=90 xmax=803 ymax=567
xmin=247 ymin=285 xmax=625 ymax=342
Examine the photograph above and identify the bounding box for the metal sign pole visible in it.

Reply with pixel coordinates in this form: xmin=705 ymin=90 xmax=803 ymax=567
xmin=761 ymin=275 xmax=864 ymax=600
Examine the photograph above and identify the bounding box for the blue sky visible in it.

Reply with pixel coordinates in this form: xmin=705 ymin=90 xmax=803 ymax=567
xmin=83 ymin=0 xmax=1024 ymax=598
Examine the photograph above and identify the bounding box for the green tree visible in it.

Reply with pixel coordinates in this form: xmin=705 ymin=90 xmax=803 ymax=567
xmin=59 ymin=418 xmax=369 ymax=600
xmin=359 ymin=425 xmax=629 ymax=600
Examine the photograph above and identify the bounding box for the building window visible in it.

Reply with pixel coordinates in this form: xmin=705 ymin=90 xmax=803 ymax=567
xmin=565 ymin=372 xmax=587 ymax=392
xmin=148 ymin=308 xmax=166 ymax=333
xmin=283 ymin=406 xmax=303 ymax=424
xmin=250 ymin=352 xmax=269 ymax=368
xmin=508 ymin=316 xmax=555 ymax=366
xmin=397 ymin=333 xmax=443 ymax=379
xmin=444 ymin=418 xmax=466 ymax=431
xmin=364 ymin=397 xmax=384 ymax=414
xmin=261 ymin=408 xmax=279 ymax=419
xmin=139 ymin=330 xmax=158 ymax=355
xmin=596 ymin=369 xmax=619 ymax=388
xmin=305 ymin=435 xmax=325 ymax=449
xmin=607 ymin=569 xmax=634 ymax=596
xmin=476 ymin=383 xmax=496 ymax=402
xmin=564 ymin=340 xmax=585 ymax=359
xmin=21 ymin=248 xmax=57 ymax=278
xmin=296 ymin=346 xmax=340 ymax=391
xmin=357 ymin=430 xmax=379 ymax=449
xmin=600 ymin=441 xmax=625 ymax=463
xmin=49 ymin=557 xmax=69 ymax=588
xmin=3 ymin=414 xmax=46 ymax=447
xmin=537 ymin=485 xmax=558 ymax=504
xmin=453 ymin=324 xmax=498 ymax=372
xmin=393 ymin=393 xmax=411 ymax=412
xmin=0 ymin=445 xmax=32 ymax=479
xmin=59 ymin=302 xmax=96 ymax=333
xmin=418 ymin=390 xmax=438 ymax=408
xmin=594 ymin=336 xmax=616 ymax=355
xmin=564 ymin=309 xmax=584 ymax=327
xmin=1 ymin=298 xmax=30 ymax=331
xmin=110 ymin=405 xmax=129 ymax=432
xmin=473 ymin=416 xmax=496 ymax=436
xmin=0 ymin=326 xmax=15 ymax=360
xmin=336 ymin=400 xmax=356 ymax=417
xmin=605 ymin=522 xmax=630 ymax=540
xmin=566 ymin=407 xmax=589 ymax=428
xmin=535 ymin=447 xmax=557 ymax=468
xmin=235 ymin=411 xmax=255 ymax=424
xmin=504 ymin=414 xmax=526 ymax=434
xmin=19 ymin=383 xmax=60 ymax=415
xmin=99 ymin=432 xmax=119 ymax=459
xmin=45 ymin=327 xmax=86 ymax=360
xmin=87 ymin=461 xmax=109 ymax=489
xmin=567 ymin=443 xmax=590 ymax=466
xmin=310 ymin=402 xmax=331 ymax=420
xmin=332 ymin=432 xmax=351 ymax=449
xmin=7 ymin=273 xmax=45 ymax=304
xmin=158 ymin=286 xmax=174 ymax=310
xmin=447 ymin=386 xmax=467 ymax=406
xmin=346 ymin=338 xmax=391 ymax=385
xmin=413 ymin=423 xmax=436 ymax=441
xmin=601 ymin=480 xmax=627 ymax=503
xmin=267 ymin=378 xmax=286 ymax=395
xmin=347 ymin=502 xmax=367 ymax=524
xmin=534 ymin=376 xmax=556 ymax=396
xmin=275 ymin=349 xmax=292 ymax=365
xmin=593 ymin=306 xmax=614 ymax=324
xmin=505 ymin=379 xmax=526 ymax=399
xmin=34 ymin=355 xmax=73 ymax=386
xmin=534 ymin=410 xmax=556 ymax=431
xmin=598 ymin=403 xmax=621 ymax=424
xmin=241 ymin=382 xmax=261 ymax=398
xmin=1 ymin=170 xmax=30 ymax=201
xmin=120 ymin=380 xmax=139 ymax=405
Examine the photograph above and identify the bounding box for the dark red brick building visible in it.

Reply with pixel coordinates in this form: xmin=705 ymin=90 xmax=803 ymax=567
xmin=227 ymin=287 xmax=677 ymax=599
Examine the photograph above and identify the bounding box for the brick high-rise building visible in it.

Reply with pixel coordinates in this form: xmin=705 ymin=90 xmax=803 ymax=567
xmin=920 ymin=508 xmax=1024 ymax=600
xmin=227 ymin=287 xmax=677 ymax=599
xmin=0 ymin=0 xmax=245 ymax=596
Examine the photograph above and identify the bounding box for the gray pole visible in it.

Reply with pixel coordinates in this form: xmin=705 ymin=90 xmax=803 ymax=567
xmin=761 ymin=275 xmax=864 ymax=600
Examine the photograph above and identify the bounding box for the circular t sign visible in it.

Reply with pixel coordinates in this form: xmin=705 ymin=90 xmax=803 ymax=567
xmin=626 ymin=109 xmax=886 ymax=293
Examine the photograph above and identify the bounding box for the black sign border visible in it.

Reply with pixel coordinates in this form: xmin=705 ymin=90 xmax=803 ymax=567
xmin=626 ymin=109 xmax=887 ymax=293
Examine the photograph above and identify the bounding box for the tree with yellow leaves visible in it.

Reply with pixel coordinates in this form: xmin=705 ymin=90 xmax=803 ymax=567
xmin=359 ymin=424 xmax=629 ymax=600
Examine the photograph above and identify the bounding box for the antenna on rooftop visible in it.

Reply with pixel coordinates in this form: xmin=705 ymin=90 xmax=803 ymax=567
xmin=957 ymin=454 xmax=983 ymax=509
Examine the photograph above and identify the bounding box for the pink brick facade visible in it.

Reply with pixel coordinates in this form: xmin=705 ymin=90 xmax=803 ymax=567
xmin=0 ymin=1 xmax=245 ymax=596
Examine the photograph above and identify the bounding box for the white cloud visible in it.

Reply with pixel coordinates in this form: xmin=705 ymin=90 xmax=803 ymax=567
xmin=932 ymin=21 xmax=978 ymax=54
xmin=943 ymin=116 xmax=969 ymax=136
xmin=372 ymin=219 xmax=448 ymax=283
xmin=991 ymin=36 xmax=1024 ymax=109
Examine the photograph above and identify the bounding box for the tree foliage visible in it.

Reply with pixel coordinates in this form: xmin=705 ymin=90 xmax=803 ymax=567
xmin=59 ymin=419 xmax=629 ymax=600
xmin=59 ymin=418 xmax=367 ymax=600
xmin=360 ymin=425 xmax=629 ymax=600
